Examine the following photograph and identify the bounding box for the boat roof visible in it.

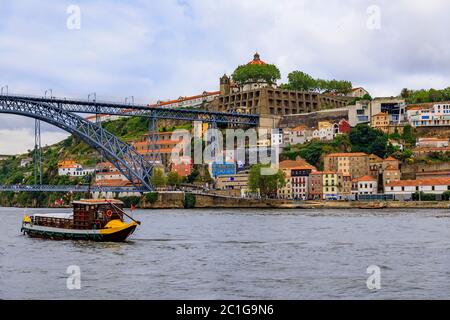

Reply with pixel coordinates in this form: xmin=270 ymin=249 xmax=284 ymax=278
xmin=33 ymin=213 xmax=73 ymax=219
xmin=72 ymin=199 xmax=124 ymax=205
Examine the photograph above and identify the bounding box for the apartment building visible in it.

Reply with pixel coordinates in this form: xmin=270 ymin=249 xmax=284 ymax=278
xmin=385 ymin=178 xmax=450 ymax=200
xmin=58 ymin=160 xmax=95 ymax=177
xmin=352 ymin=176 xmax=378 ymax=195
xmin=407 ymin=103 xmax=450 ymax=127
xmin=323 ymin=153 xmax=370 ymax=179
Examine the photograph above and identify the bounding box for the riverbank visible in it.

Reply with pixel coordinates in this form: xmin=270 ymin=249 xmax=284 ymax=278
xmin=137 ymin=192 xmax=450 ymax=210
xmin=1 ymin=191 xmax=449 ymax=209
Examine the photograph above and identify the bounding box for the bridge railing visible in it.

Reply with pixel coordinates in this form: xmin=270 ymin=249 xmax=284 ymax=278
xmin=0 ymin=185 xmax=148 ymax=193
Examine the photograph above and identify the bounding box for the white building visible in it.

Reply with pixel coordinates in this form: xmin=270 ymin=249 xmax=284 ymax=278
xmin=349 ymin=87 xmax=370 ymax=98
xmin=150 ymin=91 xmax=220 ymax=109
xmin=283 ymin=126 xmax=312 ymax=145
xmin=352 ymin=176 xmax=378 ymax=195
xmin=385 ymin=178 xmax=450 ymax=200
xmin=416 ymin=137 xmax=449 ymax=148
xmin=408 ymin=103 xmax=450 ymax=127
xmin=271 ymin=128 xmax=284 ymax=147
xmin=20 ymin=158 xmax=33 ymax=167
xmin=312 ymin=121 xmax=339 ymax=141
xmin=347 ymin=98 xmax=406 ymax=127
xmin=58 ymin=160 xmax=95 ymax=177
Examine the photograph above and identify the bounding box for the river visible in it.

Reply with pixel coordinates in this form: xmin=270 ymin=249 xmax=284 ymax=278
xmin=1 ymin=207 xmax=450 ymax=299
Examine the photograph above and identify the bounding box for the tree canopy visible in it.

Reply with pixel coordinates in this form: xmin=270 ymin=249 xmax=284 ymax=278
xmin=349 ymin=124 xmax=389 ymax=158
xmin=231 ymin=64 xmax=281 ymax=86
xmin=248 ymin=164 xmax=286 ymax=197
xmin=151 ymin=168 xmax=166 ymax=188
xmin=281 ymin=70 xmax=353 ymax=94
xmin=400 ymin=87 xmax=450 ymax=104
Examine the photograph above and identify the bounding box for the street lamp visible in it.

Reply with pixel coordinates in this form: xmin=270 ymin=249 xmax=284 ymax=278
xmin=45 ymin=89 xmax=53 ymax=98
xmin=125 ymin=96 xmax=135 ymax=105
xmin=1 ymin=85 xmax=8 ymax=95
xmin=88 ymin=92 xmax=96 ymax=102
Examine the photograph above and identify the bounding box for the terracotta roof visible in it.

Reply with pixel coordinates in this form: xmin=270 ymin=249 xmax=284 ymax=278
xmin=290 ymin=165 xmax=317 ymax=171
xmin=384 ymin=165 xmax=398 ymax=171
xmin=384 ymin=156 xmax=398 ymax=161
xmin=418 ymin=138 xmax=449 ymax=142
xmin=325 ymin=152 xmax=368 ymax=158
xmin=72 ymin=199 xmax=124 ymax=205
xmin=290 ymin=125 xmax=307 ymax=132
xmin=386 ymin=178 xmax=450 ymax=187
xmin=248 ymin=52 xmax=267 ymax=65
xmin=279 ymin=159 xmax=309 ymax=169
xmin=322 ymin=171 xmax=337 ymax=175
xmin=132 ymin=140 xmax=180 ymax=146
xmin=137 ymin=148 xmax=177 ymax=154
xmin=373 ymin=112 xmax=388 ymax=117
xmin=413 ymin=147 xmax=450 ymax=152
xmin=148 ymin=91 xmax=220 ymax=107
xmin=356 ymin=175 xmax=377 ymax=182
xmin=96 ymin=172 xmax=124 ymax=176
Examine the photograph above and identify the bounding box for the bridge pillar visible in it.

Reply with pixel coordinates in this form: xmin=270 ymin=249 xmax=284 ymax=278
xmin=148 ymin=116 xmax=161 ymax=165
xmin=34 ymin=119 xmax=42 ymax=185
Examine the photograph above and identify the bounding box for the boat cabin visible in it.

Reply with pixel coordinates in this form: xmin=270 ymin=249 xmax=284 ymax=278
xmin=72 ymin=199 xmax=124 ymax=229
xmin=32 ymin=199 xmax=125 ymax=230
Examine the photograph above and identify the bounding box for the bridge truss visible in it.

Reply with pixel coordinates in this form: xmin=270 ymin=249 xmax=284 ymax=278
xmin=0 ymin=96 xmax=154 ymax=190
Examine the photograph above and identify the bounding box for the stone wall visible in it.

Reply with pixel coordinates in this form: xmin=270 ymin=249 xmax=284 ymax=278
xmin=279 ymin=108 xmax=349 ymax=129
xmin=401 ymin=162 xmax=450 ymax=179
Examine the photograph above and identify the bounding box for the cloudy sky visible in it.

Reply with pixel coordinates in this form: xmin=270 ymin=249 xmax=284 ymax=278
xmin=1 ymin=0 xmax=449 ymax=154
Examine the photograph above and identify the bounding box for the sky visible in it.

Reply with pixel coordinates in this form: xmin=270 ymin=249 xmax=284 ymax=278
xmin=0 ymin=0 xmax=449 ymax=154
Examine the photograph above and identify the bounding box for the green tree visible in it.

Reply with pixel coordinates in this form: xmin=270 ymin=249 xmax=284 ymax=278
xmin=349 ymin=124 xmax=388 ymax=158
xmin=151 ymin=169 xmax=166 ymax=188
xmin=248 ymin=164 xmax=286 ymax=198
xmin=284 ymin=71 xmax=318 ymax=91
xmin=402 ymin=125 xmax=417 ymax=146
xmin=232 ymin=64 xmax=281 ymax=86
xmin=283 ymin=71 xmax=352 ymax=94
xmin=167 ymin=171 xmax=181 ymax=188
xmin=144 ymin=192 xmax=158 ymax=204
xmin=187 ymin=167 xmax=200 ymax=184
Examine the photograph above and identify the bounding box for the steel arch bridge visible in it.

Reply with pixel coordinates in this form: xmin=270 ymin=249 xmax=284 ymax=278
xmin=0 ymin=93 xmax=260 ymax=192
xmin=0 ymin=96 xmax=154 ymax=190
xmin=1 ymin=94 xmax=260 ymax=125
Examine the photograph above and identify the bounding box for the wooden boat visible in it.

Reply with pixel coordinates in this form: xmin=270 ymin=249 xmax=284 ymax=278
xmin=21 ymin=199 xmax=140 ymax=242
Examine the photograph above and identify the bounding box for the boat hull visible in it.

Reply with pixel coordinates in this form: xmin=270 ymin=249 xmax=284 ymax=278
xmin=21 ymin=222 xmax=137 ymax=242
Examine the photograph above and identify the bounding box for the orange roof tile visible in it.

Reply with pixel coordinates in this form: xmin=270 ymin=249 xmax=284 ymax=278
xmin=148 ymin=91 xmax=220 ymax=107
xmin=386 ymin=178 xmax=450 ymax=187
xmin=248 ymin=53 xmax=267 ymax=65
xmin=356 ymin=175 xmax=377 ymax=182
xmin=279 ymin=159 xmax=308 ymax=169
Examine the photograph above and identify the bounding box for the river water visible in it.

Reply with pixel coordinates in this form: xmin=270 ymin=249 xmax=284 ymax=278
xmin=1 ymin=207 xmax=450 ymax=300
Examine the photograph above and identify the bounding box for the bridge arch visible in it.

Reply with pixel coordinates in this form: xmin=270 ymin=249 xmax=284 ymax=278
xmin=0 ymin=97 xmax=154 ymax=190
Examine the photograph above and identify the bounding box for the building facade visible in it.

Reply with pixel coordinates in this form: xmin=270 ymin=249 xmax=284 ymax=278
xmin=408 ymin=103 xmax=450 ymax=127
xmin=323 ymin=153 xmax=370 ymax=179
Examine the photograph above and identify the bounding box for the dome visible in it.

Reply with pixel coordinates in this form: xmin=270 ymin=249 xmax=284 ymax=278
xmin=248 ymin=52 xmax=267 ymax=65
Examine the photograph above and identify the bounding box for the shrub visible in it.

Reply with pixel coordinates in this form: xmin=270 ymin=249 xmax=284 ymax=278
xmin=184 ymin=193 xmax=196 ymax=209
xmin=144 ymin=192 xmax=158 ymax=204
xmin=119 ymin=196 xmax=141 ymax=208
